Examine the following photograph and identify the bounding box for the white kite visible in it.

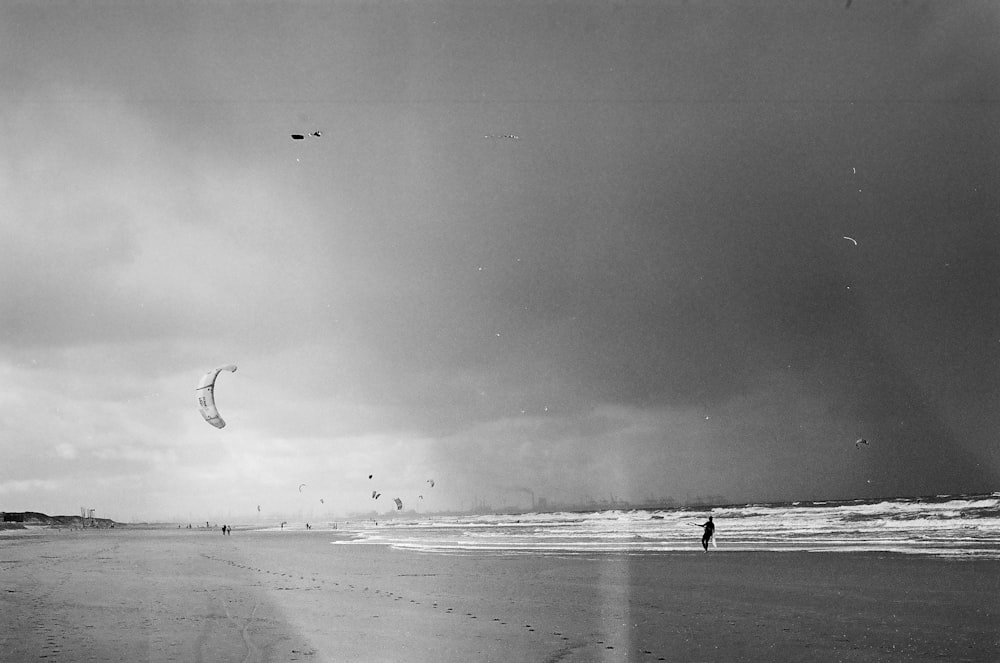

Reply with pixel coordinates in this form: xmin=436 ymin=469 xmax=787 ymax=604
xmin=843 ymin=236 xmax=858 ymax=246
xmin=196 ymin=365 xmax=237 ymax=428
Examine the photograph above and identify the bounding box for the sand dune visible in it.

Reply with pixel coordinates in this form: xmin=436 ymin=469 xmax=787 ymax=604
xmin=1 ymin=528 xmax=997 ymax=662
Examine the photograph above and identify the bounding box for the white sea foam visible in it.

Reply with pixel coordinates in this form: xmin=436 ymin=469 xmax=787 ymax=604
xmin=332 ymin=493 xmax=1000 ymax=559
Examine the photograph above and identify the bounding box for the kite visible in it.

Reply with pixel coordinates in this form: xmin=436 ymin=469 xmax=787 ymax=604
xmin=196 ymin=365 xmax=237 ymax=428
xmin=372 ymin=491 xmax=381 ymax=499
xmin=855 ymin=438 xmax=869 ymax=448
xmin=299 ymin=483 xmax=307 ymax=492
xmin=843 ymin=236 xmax=858 ymax=246
xmin=291 ymin=131 xmax=322 ymax=140
xmin=427 ymin=479 xmax=435 ymax=488
xmin=394 ymin=497 xmax=403 ymax=510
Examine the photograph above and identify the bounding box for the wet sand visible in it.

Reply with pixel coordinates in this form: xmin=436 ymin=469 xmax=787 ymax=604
xmin=1 ymin=527 xmax=998 ymax=662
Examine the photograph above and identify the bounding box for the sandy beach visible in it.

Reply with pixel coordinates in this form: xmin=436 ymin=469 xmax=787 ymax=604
xmin=1 ymin=528 xmax=997 ymax=662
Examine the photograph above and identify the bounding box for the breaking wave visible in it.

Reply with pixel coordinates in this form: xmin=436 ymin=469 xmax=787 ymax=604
xmin=333 ymin=493 xmax=1000 ymax=559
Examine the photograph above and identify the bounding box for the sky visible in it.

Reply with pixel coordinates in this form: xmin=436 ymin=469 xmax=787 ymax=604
xmin=2 ymin=1 xmax=998 ymax=523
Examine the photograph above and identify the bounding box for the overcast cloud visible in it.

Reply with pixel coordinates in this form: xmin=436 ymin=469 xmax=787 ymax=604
xmin=2 ymin=1 xmax=998 ymax=522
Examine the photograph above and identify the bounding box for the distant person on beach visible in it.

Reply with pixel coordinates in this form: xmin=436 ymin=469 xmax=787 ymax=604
xmin=699 ymin=516 xmax=715 ymax=552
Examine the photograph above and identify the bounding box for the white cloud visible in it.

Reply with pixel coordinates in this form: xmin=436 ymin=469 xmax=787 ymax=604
xmin=0 ymin=478 xmax=59 ymax=494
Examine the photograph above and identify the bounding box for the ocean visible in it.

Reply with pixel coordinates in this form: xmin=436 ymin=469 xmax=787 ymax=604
xmin=333 ymin=493 xmax=1000 ymax=559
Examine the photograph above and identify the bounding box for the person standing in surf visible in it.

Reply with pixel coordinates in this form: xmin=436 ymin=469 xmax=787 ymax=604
xmin=699 ymin=516 xmax=715 ymax=552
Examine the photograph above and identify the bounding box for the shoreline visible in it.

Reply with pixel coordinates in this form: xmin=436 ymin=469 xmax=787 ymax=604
xmin=2 ymin=529 xmax=998 ymax=662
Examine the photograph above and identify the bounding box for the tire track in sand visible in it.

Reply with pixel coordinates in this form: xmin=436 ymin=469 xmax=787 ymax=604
xmin=202 ymin=551 xmax=673 ymax=663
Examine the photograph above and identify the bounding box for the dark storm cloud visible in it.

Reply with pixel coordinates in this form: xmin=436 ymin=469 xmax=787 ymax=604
xmin=3 ymin=1 xmax=998 ymax=519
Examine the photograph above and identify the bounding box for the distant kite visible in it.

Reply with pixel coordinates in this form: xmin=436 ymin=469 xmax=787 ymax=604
xmin=427 ymin=479 xmax=435 ymax=488
xmin=299 ymin=483 xmax=307 ymax=492
xmin=484 ymin=134 xmax=520 ymax=140
xmin=291 ymin=131 xmax=322 ymax=140
xmin=855 ymin=438 xmax=869 ymax=449
xmin=394 ymin=497 xmax=403 ymax=510
xmin=843 ymin=236 xmax=858 ymax=246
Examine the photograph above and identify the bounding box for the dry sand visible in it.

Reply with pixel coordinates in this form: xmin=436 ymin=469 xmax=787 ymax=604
xmin=1 ymin=527 xmax=997 ymax=662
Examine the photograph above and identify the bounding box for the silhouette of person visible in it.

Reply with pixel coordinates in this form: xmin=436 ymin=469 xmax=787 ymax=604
xmin=700 ymin=516 xmax=715 ymax=552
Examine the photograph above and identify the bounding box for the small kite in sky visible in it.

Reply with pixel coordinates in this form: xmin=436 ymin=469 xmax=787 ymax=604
xmin=855 ymin=438 xmax=869 ymax=449
xmin=843 ymin=236 xmax=858 ymax=246
xmin=291 ymin=131 xmax=322 ymax=140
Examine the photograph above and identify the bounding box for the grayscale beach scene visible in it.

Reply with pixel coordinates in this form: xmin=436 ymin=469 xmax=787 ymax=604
xmin=2 ymin=1 xmax=998 ymax=661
